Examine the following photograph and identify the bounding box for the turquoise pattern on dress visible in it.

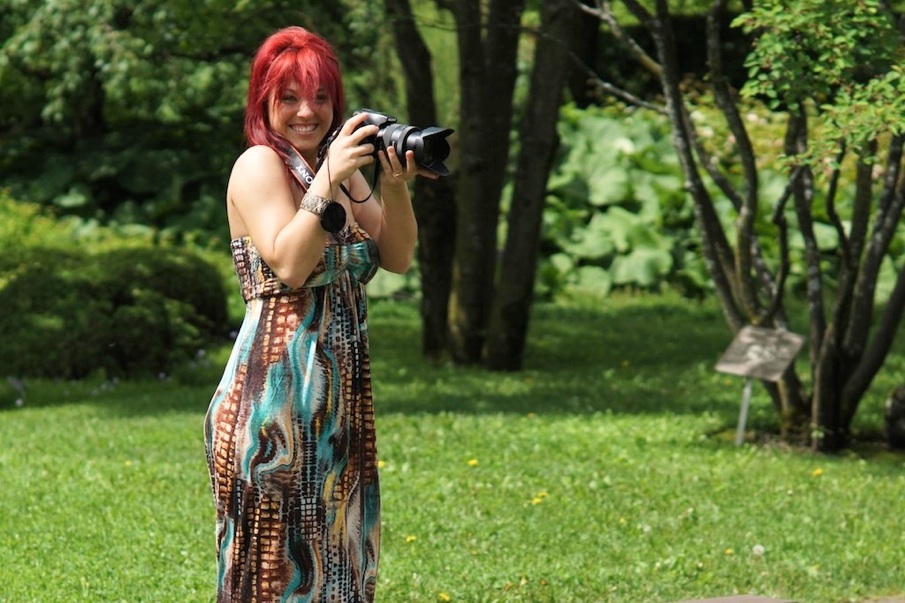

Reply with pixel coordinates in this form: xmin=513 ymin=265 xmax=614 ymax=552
xmin=204 ymin=224 xmax=381 ymax=602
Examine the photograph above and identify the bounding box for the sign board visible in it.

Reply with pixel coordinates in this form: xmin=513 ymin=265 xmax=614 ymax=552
xmin=715 ymin=326 xmax=805 ymax=382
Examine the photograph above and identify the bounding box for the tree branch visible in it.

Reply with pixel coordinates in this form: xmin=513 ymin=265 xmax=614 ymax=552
xmin=647 ymin=0 xmax=742 ymax=330
xmin=707 ymin=0 xmax=762 ymax=320
xmin=574 ymin=0 xmax=662 ymax=76
xmin=622 ymin=0 xmax=654 ymax=22
xmin=842 ymin=194 xmax=905 ymax=424
xmin=567 ymin=53 xmax=667 ymax=112
xmin=843 ymin=135 xmax=905 ymax=354
xmin=824 ymin=143 xmax=850 ymax=264
xmin=786 ymin=108 xmax=826 ymax=368
xmin=761 ymin=167 xmax=805 ymax=325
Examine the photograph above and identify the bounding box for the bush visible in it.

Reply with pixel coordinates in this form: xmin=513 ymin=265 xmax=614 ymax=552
xmin=542 ymin=104 xmax=708 ymax=299
xmin=0 ymin=196 xmax=228 ymax=379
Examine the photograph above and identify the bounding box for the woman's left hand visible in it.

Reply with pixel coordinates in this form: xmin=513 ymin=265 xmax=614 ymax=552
xmin=378 ymin=146 xmax=439 ymax=187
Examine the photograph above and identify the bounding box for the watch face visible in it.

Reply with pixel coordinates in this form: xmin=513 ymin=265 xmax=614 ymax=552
xmin=321 ymin=202 xmax=346 ymax=233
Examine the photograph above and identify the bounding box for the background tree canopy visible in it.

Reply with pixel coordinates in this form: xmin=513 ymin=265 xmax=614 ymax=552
xmin=0 ymin=0 xmax=399 ymax=242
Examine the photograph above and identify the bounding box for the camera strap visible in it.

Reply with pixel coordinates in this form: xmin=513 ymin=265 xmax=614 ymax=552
xmin=282 ymin=144 xmax=316 ymax=192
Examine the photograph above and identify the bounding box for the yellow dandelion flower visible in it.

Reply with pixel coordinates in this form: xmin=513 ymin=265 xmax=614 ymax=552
xmin=530 ymin=497 xmax=544 ymax=505
xmin=438 ymin=593 xmax=451 ymax=602
xmin=467 ymin=459 xmax=479 ymax=467
xmin=405 ymin=535 xmax=417 ymax=543
xmin=811 ymin=468 xmax=824 ymax=477
xmin=377 ymin=460 xmax=387 ymax=469
xmin=724 ymin=548 xmax=734 ymax=556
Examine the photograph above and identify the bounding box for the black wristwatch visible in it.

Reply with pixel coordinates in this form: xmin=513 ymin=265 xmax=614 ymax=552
xmin=300 ymin=192 xmax=346 ymax=234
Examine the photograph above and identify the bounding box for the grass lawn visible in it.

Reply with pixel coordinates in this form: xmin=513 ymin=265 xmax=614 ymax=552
xmin=1 ymin=294 xmax=903 ymax=602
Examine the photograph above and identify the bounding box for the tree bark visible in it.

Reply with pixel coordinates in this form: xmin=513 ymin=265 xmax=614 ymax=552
xmin=484 ymin=0 xmax=579 ymax=370
xmin=840 ymin=136 xmax=905 ymax=423
xmin=385 ymin=0 xmax=457 ymax=358
xmin=448 ymin=0 xmax=526 ymax=363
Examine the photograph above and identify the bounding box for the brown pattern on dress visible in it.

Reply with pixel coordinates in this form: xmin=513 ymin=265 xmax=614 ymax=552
xmin=204 ymin=225 xmax=380 ymax=602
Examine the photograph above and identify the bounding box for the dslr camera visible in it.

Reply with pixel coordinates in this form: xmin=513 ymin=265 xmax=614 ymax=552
xmin=354 ymin=109 xmax=454 ymax=177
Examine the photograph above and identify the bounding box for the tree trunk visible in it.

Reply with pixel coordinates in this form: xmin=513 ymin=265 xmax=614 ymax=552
xmin=448 ymin=0 xmax=526 ymax=363
xmin=841 ymin=136 xmax=905 ymax=422
xmin=385 ymin=0 xmax=457 ymax=358
xmin=484 ymin=0 xmax=579 ymax=370
xmin=813 ymin=324 xmax=847 ymax=451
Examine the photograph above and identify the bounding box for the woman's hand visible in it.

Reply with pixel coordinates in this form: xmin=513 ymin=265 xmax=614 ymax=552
xmin=377 ymin=146 xmax=440 ymax=189
xmin=324 ymin=112 xmax=381 ymax=183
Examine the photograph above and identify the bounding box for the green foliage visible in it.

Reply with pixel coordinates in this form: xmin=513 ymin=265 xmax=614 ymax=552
xmin=0 ymin=196 xmax=228 ymax=379
xmin=541 ymin=104 xmax=707 ymax=298
xmin=818 ymin=64 xmax=905 ymax=160
xmin=0 ymin=0 xmax=256 ymax=229
xmin=735 ymin=0 xmax=898 ymax=108
xmin=726 ymin=0 xmax=905 ymax=297
xmin=735 ymin=0 xmax=903 ymax=162
xmin=0 ymin=246 xmax=227 ymax=380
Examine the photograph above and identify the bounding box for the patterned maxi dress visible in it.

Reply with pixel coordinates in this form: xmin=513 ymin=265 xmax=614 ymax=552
xmin=204 ymin=223 xmax=381 ymax=603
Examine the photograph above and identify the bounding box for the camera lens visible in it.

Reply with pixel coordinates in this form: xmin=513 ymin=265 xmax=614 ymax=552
xmin=381 ymin=124 xmax=416 ymax=159
xmin=353 ymin=109 xmax=453 ymax=176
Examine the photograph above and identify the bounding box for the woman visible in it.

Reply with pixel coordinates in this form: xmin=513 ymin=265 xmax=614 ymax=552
xmin=204 ymin=26 xmax=433 ymax=602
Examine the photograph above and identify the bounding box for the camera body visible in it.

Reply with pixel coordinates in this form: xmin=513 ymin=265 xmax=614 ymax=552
xmin=354 ymin=109 xmax=454 ymax=176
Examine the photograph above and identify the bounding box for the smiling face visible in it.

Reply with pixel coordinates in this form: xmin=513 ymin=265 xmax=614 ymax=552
xmin=269 ymin=81 xmax=334 ymax=164
xmin=244 ymin=27 xmax=346 ymax=163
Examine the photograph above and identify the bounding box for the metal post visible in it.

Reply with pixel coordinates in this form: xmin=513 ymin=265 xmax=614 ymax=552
xmin=734 ymin=379 xmax=754 ymax=446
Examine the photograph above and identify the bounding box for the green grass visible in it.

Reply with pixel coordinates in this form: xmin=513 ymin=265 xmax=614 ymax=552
xmin=1 ymin=294 xmax=904 ymax=603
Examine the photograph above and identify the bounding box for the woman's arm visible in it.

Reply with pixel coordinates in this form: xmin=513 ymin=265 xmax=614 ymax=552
xmin=227 ymin=145 xmax=328 ymax=289
xmin=350 ymin=146 xmax=436 ymax=274
xmin=228 ymin=115 xmax=380 ymax=288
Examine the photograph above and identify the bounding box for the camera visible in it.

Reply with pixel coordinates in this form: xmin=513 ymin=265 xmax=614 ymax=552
xmin=353 ymin=109 xmax=454 ymax=176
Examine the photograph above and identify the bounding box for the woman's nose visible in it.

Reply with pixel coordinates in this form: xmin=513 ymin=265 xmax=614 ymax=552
xmin=295 ymin=99 xmax=315 ymax=117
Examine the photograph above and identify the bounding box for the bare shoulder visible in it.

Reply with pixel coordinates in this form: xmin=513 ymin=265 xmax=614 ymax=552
xmin=232 ymin=145 xmax=283 ymax=176
xmin=227 ymin=144 xmax=295 ymax=229
xmin=229 ymin=146 xmax=289 ymax=196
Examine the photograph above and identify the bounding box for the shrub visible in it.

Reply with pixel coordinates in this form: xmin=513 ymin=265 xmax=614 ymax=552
xmin=0 ymin=196 xmax=228 ymax=379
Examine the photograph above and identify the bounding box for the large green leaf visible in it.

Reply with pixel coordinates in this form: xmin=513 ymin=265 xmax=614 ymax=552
xmin=571 ymin=265 xmax=613 ymax=298
xmin=560 ymin=213 xmax=616 ymax=260
xmin=610 ymin=248 xmax=673 ymax=287
xmin=588 ymin=168 xmax=631 ymax=207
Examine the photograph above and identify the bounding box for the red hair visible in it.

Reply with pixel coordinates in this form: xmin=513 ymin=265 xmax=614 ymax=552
xmin=244 ymin=27 xmax=345 ymax=158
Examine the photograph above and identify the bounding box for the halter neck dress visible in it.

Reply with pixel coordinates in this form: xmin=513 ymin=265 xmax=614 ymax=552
xmin=204 ymin=223 xmax=381 ymax=602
